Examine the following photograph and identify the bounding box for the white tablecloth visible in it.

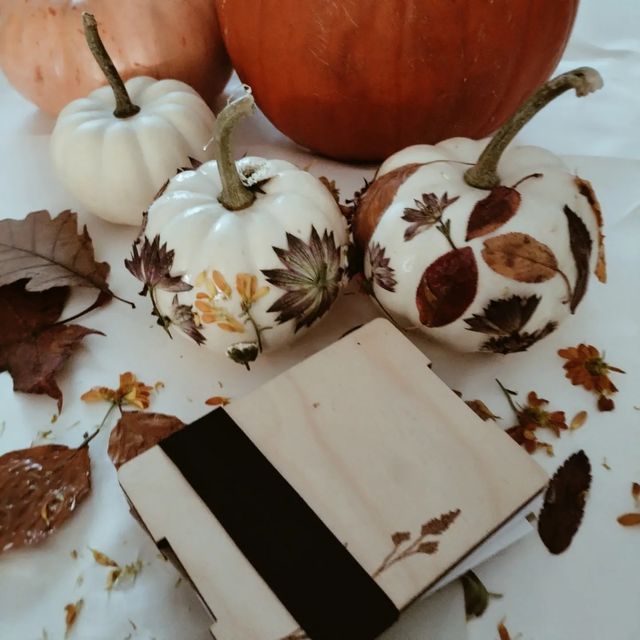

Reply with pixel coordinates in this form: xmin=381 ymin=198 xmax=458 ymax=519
xmin=1 ymin=1 xmax=639 ymax=638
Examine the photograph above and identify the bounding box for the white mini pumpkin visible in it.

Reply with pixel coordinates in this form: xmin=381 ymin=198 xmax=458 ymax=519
xmin=353 ymin=68 xmax=606 ymax=354
xmin=128 ymin=91 xmax=348 ymax=368
xmin=50 ymin=13 xmax=215 ymax=226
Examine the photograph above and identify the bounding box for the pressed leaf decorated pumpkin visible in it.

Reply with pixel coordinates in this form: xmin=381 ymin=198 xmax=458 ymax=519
xmin=0 ymin=0 xmax=231 ymax=115
xmin=216 ymin=0 xmax=579 ymax=161
xmin=352 ymin=68 xmax=606 ymax=354
xmin=127 ymin=89 xmax=349 ymax=368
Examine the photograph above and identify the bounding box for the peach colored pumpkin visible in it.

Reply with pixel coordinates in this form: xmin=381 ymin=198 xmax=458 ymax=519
xmin=0 ymin=0 xmax=232 ymax=115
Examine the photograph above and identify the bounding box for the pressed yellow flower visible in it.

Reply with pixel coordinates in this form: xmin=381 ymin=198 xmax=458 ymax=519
xmin=236 ymin=273 xmax=269 ymax=307
xmin=212 ymin=270 xmax=232 ymax=298
xmin=81 ymin=372 xmax=154 ymax=410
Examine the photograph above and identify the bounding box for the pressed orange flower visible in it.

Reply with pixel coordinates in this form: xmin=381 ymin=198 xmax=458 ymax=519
xmin=558 ymin=344 xmax=624 ymax=411
xmin=498 ymin=382 xmax=568 ymax=455
xmin=81 ymin=372 xmax=154 ymax=410
xmin=236 ymin=273 xmax=269 ymax=308
xmin=193 ymin=273 xmax=245 ymax=333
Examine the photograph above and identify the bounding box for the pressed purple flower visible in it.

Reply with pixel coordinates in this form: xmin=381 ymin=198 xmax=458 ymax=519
xmin=369 ymin=242 xmax=397 ymax=292
xmin=262 ymin=227 xmax=343 ymax=332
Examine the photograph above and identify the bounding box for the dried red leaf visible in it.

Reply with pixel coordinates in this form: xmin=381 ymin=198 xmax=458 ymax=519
xmin=617 ymin=513 xmax=640 ymax=527
xmin=466 ymin=186 xmax=521 ymax=241
xmin=0 ymin=444 xmax=91 ymax=553
xmin=563 ymin=205 xmax=592 ymax=312
xmin=108 ymin=411 xmax=184 ymax=469
xmin=0 ymin=282 xmax=102 ymax=411
xmin=575 ymin=177 xmax=606 ymax=283
xmin=416 ymin=247 xmax=478 ymax=327
xmin=538 ymin=450 xmax=591 ymax=554
xmin=482 ymin=232 xmax=561 ymax=284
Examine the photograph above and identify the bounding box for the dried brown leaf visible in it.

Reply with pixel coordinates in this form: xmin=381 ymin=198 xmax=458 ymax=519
xmin=569 ymin=411 xmax=588 ymax=430
xmin=0 ymin=210 xmax=114 ymax=298
xmin=482 ymin=232 xmax=560 ymax=283
xmin=538 ymin=450 xmax=591 ymax=554
xmin=466 ymin=399 xmax=500 ymax=421
xmin=64 ymin=599 xmax=84 ymax=639
xmin=0 ymin=444 xmax=91 ymax=553
xmin=90 ymin=548 xmax=118 ymax=567
xmin=563 ymin=205 xmax=592 ymax=312
xmin=575 ymin=177 xmax=606 ymax=282
xmin=0 ymin=282 xmax=102 ymax=410
xmin=416 ymin=247 xmax=478 ymax=327
xmin=421 ymin=509 xmax=461 ymax=536
xmin=391 ymin=531 xmax=411 ymax=545
xmin=617 ymin=513 xmax=640 ymax=527
xmin=417 ymin=541 xmax=439 ymax=554
xmin=108 ymin=411 xmax=184 ymax=469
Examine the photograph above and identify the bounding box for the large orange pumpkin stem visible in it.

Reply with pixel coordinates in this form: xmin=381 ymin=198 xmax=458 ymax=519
xmin=464 ymin=67 xmax=603 ymax=190
xmin=82 ymin=12 xmax=140 ymax=119
xmin=215 ymin=91 xmax=256 ymax=211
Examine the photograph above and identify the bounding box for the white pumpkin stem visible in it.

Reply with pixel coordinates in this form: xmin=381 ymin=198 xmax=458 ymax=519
xmin=464 ymin=67 xmax=603 ymax=190
xmin=215 ymin=92 xmax=257 ymax=211
xmin=82 ymin=12 xmax=140 ymax=119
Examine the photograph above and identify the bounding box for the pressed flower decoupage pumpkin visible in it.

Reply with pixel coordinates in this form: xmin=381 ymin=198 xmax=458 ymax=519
xmin=127 ymin=89 xmax=348 ymax=368
xmin=352 ymin=68 xmax=607 ymax=354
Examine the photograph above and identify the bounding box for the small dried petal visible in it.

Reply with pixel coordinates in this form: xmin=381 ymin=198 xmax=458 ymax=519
xmin=497 ymin=621 xmax=511 ymax=640
xmin=90 ymin=548 xmax=118 ymax=567
xmin=212 ymin=270 xmax=232 ymax=297
xmin=64 ymin=599 xmax=84 ymax=639
xmin=570 ymin=411 xmax=588 ymax=430
xmin=617 ymin=513 xmax=640 ymax=527
xmin=598 ymin=395 xmax=615 ymax=412
xmin=632 ymin=482 xmax=640 ymax=504
xmin=465 ymin=399 xmax=500 ymax=421
xmin=205 ymin=396 xmax=231 ymax=407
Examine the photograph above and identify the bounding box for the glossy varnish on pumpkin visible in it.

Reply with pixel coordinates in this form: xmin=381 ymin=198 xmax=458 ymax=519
xmin=0 ymin=0 xmax=232 ymax=115
xmin=216 ymin=0 xmax=578 ymax=161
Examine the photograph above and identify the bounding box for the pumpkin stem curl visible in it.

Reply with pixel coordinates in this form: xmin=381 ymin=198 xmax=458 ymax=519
xmin=464 ymin=67 xmax=603 ymax=190
xmin=215 ymin=90 xmax=257 ymax=211
xmin=82 ymin=12 xmax=140 ymax=119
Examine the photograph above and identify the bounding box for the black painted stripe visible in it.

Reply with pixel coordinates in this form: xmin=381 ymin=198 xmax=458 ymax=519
xmin=159 ymin=409 xmax=398 ymax=640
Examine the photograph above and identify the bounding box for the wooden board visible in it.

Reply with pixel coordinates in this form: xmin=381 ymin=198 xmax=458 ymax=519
xmin=119 ymin=319 xmax=547 ymax=639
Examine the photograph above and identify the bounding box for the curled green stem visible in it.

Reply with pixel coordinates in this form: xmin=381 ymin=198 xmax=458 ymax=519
xmin=82 ymin=12 xmax=140 ymax=119
xmin=464 ymin=67 xmax=603 ymax=190
xmin=215 ymin=91 xmax=257 ymax=211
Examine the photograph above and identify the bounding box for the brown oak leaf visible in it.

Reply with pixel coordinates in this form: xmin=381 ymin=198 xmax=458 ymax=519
xmin=108 ymin=411 xmax=185 ymax=469
xmin=563 ymin=205 xmax=592 ymax=312
xmin=0 ymin=210 xmax=118 ymax=307
xmin=0 ymin=444 xmax=91 ymax=553
xmin=482 ymin=232 xmax=564 ymax=285
xmin=0 ymin=282 xmax=102 ymax=410
xmin=538 ymin=450 xmax=591 ymax=554
xmin=416 ymin=247 xmax=478 ymax=327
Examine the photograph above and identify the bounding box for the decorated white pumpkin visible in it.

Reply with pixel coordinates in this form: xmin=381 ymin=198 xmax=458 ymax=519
xmin=352 ymin=68 xmax=606 ymax=354
xmin=51 ymin=13 xmax=215 ymax=226
xmin=127 ymin=90 xmax=348 ymax=368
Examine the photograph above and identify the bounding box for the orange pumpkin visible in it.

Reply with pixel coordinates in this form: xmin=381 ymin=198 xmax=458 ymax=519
xmin=216 ymin=0 xmax=579 ymax=162
xmin=0 ymin=0 xmax=232 ymax=115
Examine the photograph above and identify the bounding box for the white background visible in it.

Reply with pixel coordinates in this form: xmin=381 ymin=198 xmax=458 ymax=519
xmin=1 ymin=1 xmax=639 ymax=639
